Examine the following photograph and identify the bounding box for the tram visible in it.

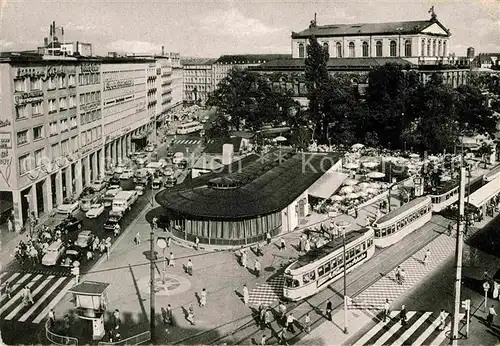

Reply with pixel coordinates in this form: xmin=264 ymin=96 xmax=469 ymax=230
xmin=283 ymin=228 xmax=375 ymax=301
xmin=372 ymin=196 xmax=432 ymax=248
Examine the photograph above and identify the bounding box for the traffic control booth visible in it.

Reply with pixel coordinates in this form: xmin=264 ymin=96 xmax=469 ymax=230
xmin=68 ymin=281 xmax=109 ymax=341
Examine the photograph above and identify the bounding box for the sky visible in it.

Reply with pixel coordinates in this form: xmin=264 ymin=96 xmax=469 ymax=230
xmin=0 ymin=0 xmax=499 ymax=57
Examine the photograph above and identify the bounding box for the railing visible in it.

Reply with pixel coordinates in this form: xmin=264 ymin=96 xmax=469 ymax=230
xmin=45 ymin=320 xmax=78 ymax=346
xmin=97 ymin=331 xmax=150 ymax=346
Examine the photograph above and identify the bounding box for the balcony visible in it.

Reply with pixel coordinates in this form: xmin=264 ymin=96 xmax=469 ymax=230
xmin=162 ymin=80 xmax=172 ymax=87
xmin=162 ymin=96 xmax=173 ymax=105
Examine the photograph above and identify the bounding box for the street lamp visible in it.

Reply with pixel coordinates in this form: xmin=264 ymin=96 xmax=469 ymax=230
xmin=149 ymin=222 xmax=156 ymax=342
xmin=336 ymin=219 xmax=352 ymax=334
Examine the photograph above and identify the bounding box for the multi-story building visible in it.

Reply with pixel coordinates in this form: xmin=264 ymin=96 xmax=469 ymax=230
xmin=182 ymin=58 xmax=217 ymax=105
xmin=0 ymin=52 xmax=172 ymax=230
xmin=251 ymin=10 xmax=470 ymax=102
xmin=212 ymin=54 xmax=290 ymax=88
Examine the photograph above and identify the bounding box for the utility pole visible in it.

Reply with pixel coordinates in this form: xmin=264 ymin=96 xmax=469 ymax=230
xmin=451 ymin=162 xmax=466 ymax=344
xmin=149 ymin=223 xmax=156 ymax=342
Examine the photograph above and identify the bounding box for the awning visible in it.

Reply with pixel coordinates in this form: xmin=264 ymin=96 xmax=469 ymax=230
xmin=308 ymin=171 xmax=348 ymax=199
xmin=468 ymin=175 xmax=500 ymax=208
xmin=132 ymin=133 xmax=147 ymax=140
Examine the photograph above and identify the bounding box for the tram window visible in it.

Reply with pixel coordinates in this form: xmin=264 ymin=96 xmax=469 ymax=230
xmin=318 ymin=266 xmax=325 ymax=277
xmin=349 ymin=249 xmax=355 ymax=258
xmin=355 ymin=245 xmax=361 ymax=254
xmin=362 ymin=242 xmax=366 ymax=251
xmin=381 ymin=228 xmax=386 ymax=237
xmin=303 ymin=274 xmax=310 ymax=284
xmin=331 ymin=258 xmax=337 ymax=269
xmin=391 ymin=225 xmax=396 ymax=233
xmin=285 ymin=277 xmax=300 ymax=288
xmin=337 ymin=256 xmax=343 ymax=266
xmin=324 ymin=262 xmax=331 ymax=273
xmin=375 ymin=229 xmax=380 ymax=237
xmin=369 ymin=238 xmax=373 ymax=247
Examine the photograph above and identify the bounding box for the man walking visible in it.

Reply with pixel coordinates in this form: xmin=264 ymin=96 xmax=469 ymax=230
xmin=254 ymin=259 xmax=261 ymax=278
xmin=134 ymin=230 xmax=141 ymax=246
xmin=326 ymin=300 xmax=333 ymax=321
xmin=423 ymin=249 xmax=431 ymax=266
xmin=280 ymin=237 xmax=286 ymax=251
xmin=438 ymin=309 xmax=447 ymax=330
xmin=241 ymin=249 xmax=247 ymax=269
xmin=286 ymin=313 xmax=296 ymax=333
xmin=168 ymin=252 xmax=175 ymax=267
xmin=243 ymin=284 xmax=249 ymax=306
xmin=400 ymin=305 xmax=407 ymax=326
xmin=200 ymin=288 xmax=207 ymax=307
xmin=303 ymin=312 xmax=311 ymax=333
xmin=383 ymin=299 xmax=391 ymax=322
xmin=186 ymin=259 xmax=193 ymax=276
xmin=488 ymin=304 xmax=497 ymax=327
xmin=195 ymin=236 xmax=200 ymax=250
xmin=266 ymin=232 xmax=271 ymax=245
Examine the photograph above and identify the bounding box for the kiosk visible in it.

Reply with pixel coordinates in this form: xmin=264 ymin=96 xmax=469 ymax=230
xmin=68 ymin=281 xmax=109 ymax=341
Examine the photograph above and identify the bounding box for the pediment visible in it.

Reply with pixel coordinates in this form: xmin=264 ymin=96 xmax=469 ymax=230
xmin=421 ymin=23 xmax=448 ymax=36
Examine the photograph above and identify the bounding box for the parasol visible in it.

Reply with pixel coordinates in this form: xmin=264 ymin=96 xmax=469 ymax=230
xmin=346 ymin=193 xmax=359 ymax=199
xmin=367 ymin=171 xmax=386 ymax=179
xmin=409 ymin=153 xmax=420 ymax=159
xmin=351 ymin=143 xmax=365 ymax=150
xmin=340 ymin=186 xmax=354 ymax=194
xmin=330 ymin=195 xmax=344 ymax=201
xmin=344 ymin=179 xmax=359 ymax=186
xmin=275 ymin=136 xmax=287 ymax=142
xmin=344 ymin=162 xmax=360 ymax=170
xmin=363 ymin=161 xmax=379 ymax=169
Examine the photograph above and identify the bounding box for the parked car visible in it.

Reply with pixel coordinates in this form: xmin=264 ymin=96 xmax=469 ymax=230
xmin=114 ymin=164 xmax=126 ymax=175
xmin=75 ymin=230 xmax=94 ymax=248
xmin=88 ymin=180 xmax=107 ymax=192
xmin=42 ymin=240 xmax=65 ymax=266
xmin=162 ymin=167 xmax=174 ymax=177
xmin=158 ymin=158 xmax=168 ymax=166
xmin=56 ymin=215 xmax=83 ymax=233
xmin=172 ymin=152 xmax=184 ymax=165
xmin=152 ymin=179 xmax=162 ymax=189
xmin=85 ymin=203 xmax=105 ymax=218
xmin=136 ymin=154 xmax=149 ymax=166
xmin=60 ymin=246 xmax=84 ymax=267
xmin=165 ymin=151 xmax=174 ymax=159
xmin=104 ymin=214 xmax=122 ymax=231
xmin=57 ymin=199 xmax=79 ymax=215
xmin=145 ymin=144 xmax=155 ymax=152
xmin=165 ymin=176 xmax=177 ymax=187
xmin=178 ymin=159 xmax=188 ymax=169
xmin=109 ymin=176 xmax=121 ymax=186
xmin=135 ymin=185 xmax=145 ymax=196
xmin=120 ymin=169 xmax=134 ymax=180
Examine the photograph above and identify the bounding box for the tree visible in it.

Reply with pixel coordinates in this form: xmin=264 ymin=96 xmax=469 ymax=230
xmin=205 ymin=114 xmax=231 ymax=140
xmin=455 ymin=84 xmax=496 ymax=137
xmin=477 ymin=142 xmax=493 ymax=168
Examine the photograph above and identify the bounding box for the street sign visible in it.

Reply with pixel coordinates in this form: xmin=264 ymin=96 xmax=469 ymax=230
xmin=461 ymin=299 xmax=470 ymax=310
xmin=483 ymin=282 xmax=490 ymax=291
xmin=156 ymin=237 xmax=167 ymax=249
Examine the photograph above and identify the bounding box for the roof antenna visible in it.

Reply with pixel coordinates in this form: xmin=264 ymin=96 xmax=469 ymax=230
xmin=310 ymin=13 xmax=317 ymax=28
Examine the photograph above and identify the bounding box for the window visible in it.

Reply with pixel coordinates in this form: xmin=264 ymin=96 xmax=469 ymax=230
xmin=80 ymin=133 xmax=87 ymax=147
xmin=348 ymin=42 xmax=355 ymax=57
xmin=19 ymin=154 xmax=30 ymax=175
xmin=71 ymin=136 xmax=78 ymax=151
xmin=443 ymin=41 xmax=447 ymax=56
xmin=362 ymin=42 xmax=369 ymax=57
xmin=405 ymin=40 xmax=412 ymax=57
xmin=58 ymin=76 xmax=66 ymax=88
xmin=49 ymin=121 xmax=58 ymax=136
xmin=14 ymin=78 xmax=26 ymax=92
xmin=33 ymin=125 xmax=44 ymax=140
xmin=390 ymin=40 xmax=397 ymax=57
xmin=31 ymin=101 xmax=42 ymax=116
xmin=61 ymin=139 xmax=69 ymax=156
xmin=17 ymin=130 xmax=28 ymax=146
xmin=96 ymin=126 xmax=102 ymax=139
xmin=30 ymin=77 xmax=42 ymax=90
xmin=432 ymin=40 xmax=436 ymax=56
xmin=60 ymin=119 xmax=68 ymax=132
xmin=48 ymin=76 xmax=56 ymax=90
xmin=438 ymin=41 xmax=442 ymax=56
xmin=427 ymin=39 xmax=431 ymax=56
xmin=34 ymin=148 xmax=44 ymax=168
xmin=15 ymin=105 xmax=28 ymax=120
xmin=421 ymin=39 xmax=426 ymax=56
xmin=375 ymin=41 xmax=382 ymax=57
xmin=323 ymin=42 xmax=329 ymax=54
xmin=70 ymin=116 xmax=77 ymax=129
xmin=59 ymin=97 xmax=67 ymax=110
xmin=336 ymin=42 xmax=342 ymax=58
xmin=298 ymin=43 xmax=305 ymax=58
xmin=48 ymin=99 xmax=57 ymax=113
xmin=51 ymin=143 xmax=60 ymax=161
xmin=68 ymin=75 xmax=76 ymax=87
xmin=69 ymin=95 xmax=76 ymax=108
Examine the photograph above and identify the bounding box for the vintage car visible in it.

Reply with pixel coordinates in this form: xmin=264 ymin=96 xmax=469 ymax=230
xmin=134 ymin=185 xmax=145 ymax=196
xmin=42 ymin=240 xmax=65 ymax=266
xmin=120 ymin=169 xmax=134 ymax=180
xmin=85 ymin=203 xmax=105 ymax=218
xmin=104 ymin=214 xmax=122 ymax=231
xmin=55 ymin=215 xmax=83 ymax=233
xmin=57 ymin=199 xmax=79 ymax=215
xmin=74 ymin=230 xmax=94 ymax=248
xmin=60 ymin=246 xmax=84 ymax=267
xmin=88 ymin=180 xmax=107 ymax=192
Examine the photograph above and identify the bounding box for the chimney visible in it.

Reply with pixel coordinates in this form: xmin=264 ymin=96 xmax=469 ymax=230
xmin=53 ymin=21 xmax=56 ymax=38
xmin=161 ymin=46 xmax=165 ymax=56
xmin=76 ymin=41 xmax=79 ymax=54
xmin=44 ymin=37 xmax=48 ymax=46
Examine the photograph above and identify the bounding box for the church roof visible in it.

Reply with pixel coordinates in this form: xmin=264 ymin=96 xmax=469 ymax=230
xmin=250 ymin=57 xmax=414 ymax=71
xmin=292 ymin=19 xmax=449 ymax=38
xmin=215 ymin=54 xmax=290 ymax=64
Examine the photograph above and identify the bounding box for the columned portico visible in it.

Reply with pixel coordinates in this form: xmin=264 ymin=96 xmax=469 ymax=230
xmin=98 ymin=149 xmax=105 ymax=179
xmin=75 ymin=159 xmax=83 ymax=192
xmin=55 ymin=171 xmax=63 ymax=205
xmin=91 ymin=152 xmax=98 ymax=180
xmin=83 ymin=155 xmax=91 ymax=187
xmin=65 ymin=166 xmax=73 ymax=197
xmin=111 ymin=142 xmax=117 ymax=166
xmin=116 ymin=139 xmax=122 ymax=164
xmin=43 ymin=177 xmax=53 ymax=214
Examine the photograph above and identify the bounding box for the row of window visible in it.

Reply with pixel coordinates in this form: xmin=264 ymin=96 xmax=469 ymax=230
xmin=185 ymin=84 xmax=211 ymax=91
xmin=16 ymin=97 xmax=77 ymax=120
xmin=81 ymin=109 xmax=102 ymax=126
xmin=102 ymin=70 xmax=145 ymax=81
xmin=183 ymin=69 xmax=211 ymax=76
xmin=298 ymin=39 xmax=447 ymax=58
xmin=431 ymin=186 xmax=458 ymax=204
xmin=79 ymin=91 xmax=101 ymax=105
xmin=285 ymin=237 xmax=374 ymax=288
xmin=184 ymin=77 xmax=211 ymax=84
xmin=14 ymin=75 xmax=76 ymax=93
xmin=78 ymin=73 xmax=100 ymax=86
xmin=374 ymin=204 xmax=432 ymax=238
xmin=16 ymin=116 xmax=79 ymax=147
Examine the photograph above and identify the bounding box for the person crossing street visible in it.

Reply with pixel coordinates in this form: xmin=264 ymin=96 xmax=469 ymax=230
xmin=423 ymin=249 xmax=431 ymax=266
xmin=383 ymin=299 xmax=391 ymax=322
xmin=254 ymin=259 xmax=261 ymax=278
xmin=186 ymin=259 xmax=193 ymax=276
xmin=243 ymin=284 xmax=249 ymax=306
xmin=200 ymin=288 xmax=207 ymax=307
xmin=438 ymin=309 xmax=447 ymax=330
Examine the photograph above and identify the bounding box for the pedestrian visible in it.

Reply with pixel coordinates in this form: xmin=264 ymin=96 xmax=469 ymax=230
xmin=280 ymin=237 xmax=286 ymax=251
xmin=266 ymin=232 xmax=271 ymax=245
xmin=303 ymin=312 xmax=311 ymax=333
xmin=305 ymin=239 xmax=311 ymax=252
xmin=169 ymin=252 xmax=175 ymax=267
xmin=187 ymin=304 xmax=195 ymax=325
xmin=438 ymin=309 xmax=446 ymax=330
xmin=395 ymin=266 xmax=401 ymax=284
xmin=488 ymin=305 xmax=497 ymax=327
xmin=259 ymin=304 xmax=266 ymax=327
xmin=195 ymin=236 xmax=200 ymax=250
xmin=447 ymin=222 xmax=453 ymax=236
xmin=256 ymin=242 xmax=262 ymax=256
xmin=86 ymin=250 xmax=93 ymax=261
xmin=354 ymin=208 xmax=359 ymax=218
xmin=134 ymin=230 xmax=141 ymax=246
xmin=400 ymin=268 xmax=406 ymax=284
xmin=166 ymin=304 xmax=173 ymax=325
xmin=186 ymin=259 xmax=193 ymax=276
xmin=64 ymin=314 xmax=70 ymax=331
xmin=24 ymin=287 xmax=34 ymax=305
xmin=200 ymin=288 xmax=207 ymax=307
xmin=7 ymin=218 xmax=13 ymax=233
xmin=264 ymin=309 xmax=272 ymax=329
xmin=113 ymin=223 xmax=120 ymax=237
xmin=278 ymin=327 xmax=287 ymax=345
xmin=167 ymin=237 xmax=171 ymax=248
xmin=278 ymin=301 xmax=287 ymax=320
xmin=4 ymin=282 xmax=12 ymax=299
xmin=241 ymin=249 xmax=247 ymax=269
xmin=48 ymin=309 xmax=55 ymax=328
xmin=423 ymin=249 xmax=431 ymax=266
xmin=326 ymin=300 xmax=332 ymax=321
xmin=254 ymin=259 xmax=261 ymax=278
xmin=261 ymin=334 xmax=267 ymax=346
xmin=152 ymin=216 xmax=158 ymax=230
xmin=243 ymin=284 xmax=249 ymax=305
xmin=286 ymin=313 xmax=296 ymax=333
xmin=105 ymin=241 xmax=111 ymax=260
xmin=383 ymin=299 xmax=390 ymax=322
xmin=400 ymin=305 xmax=407 ymax=326
xmin=113 ymin=309 xmax=121 ymax=329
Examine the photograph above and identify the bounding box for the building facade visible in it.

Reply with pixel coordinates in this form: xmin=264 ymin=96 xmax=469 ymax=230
xmin=0 ymin=53 xmax=172 ymax=230
xmin=182 ymin=58 xmax=217 ymax=104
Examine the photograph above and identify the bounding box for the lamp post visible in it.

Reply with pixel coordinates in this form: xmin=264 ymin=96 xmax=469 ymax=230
xmin=149 ymin=222 xmax=156 ymax=342
xmin=336 ymin=219 xmax=352 ymax=334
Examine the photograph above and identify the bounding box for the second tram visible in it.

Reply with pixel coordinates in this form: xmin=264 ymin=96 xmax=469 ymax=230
xmin=283 ymin=228 xmax=375 ymax=301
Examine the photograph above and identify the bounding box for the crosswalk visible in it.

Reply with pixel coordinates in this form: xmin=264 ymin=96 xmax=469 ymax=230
xmin=351 ymin=310 xmax=464 ymax=346
xmin=248 ymin=276 xmax=284 ymax=306
xmin=0 ymin=271 xmax=73 ymax=324
xmin=171 ymin=139 xmax=204 ymax=145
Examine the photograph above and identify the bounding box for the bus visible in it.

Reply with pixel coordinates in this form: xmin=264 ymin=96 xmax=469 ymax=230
xmin=372 ymin=196 xmax=433 ymax=248
xmin=112 ymin=191 xmax=138 ymax=215
xmin=176 ymin=121 xmax=203 ymax=135
xmin=283 ymin=228 xmax=375 ymax=301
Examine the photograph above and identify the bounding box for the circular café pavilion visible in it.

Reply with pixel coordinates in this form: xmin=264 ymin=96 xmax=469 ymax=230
xmin=155 ymin=149 xmax=341 ymax=246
